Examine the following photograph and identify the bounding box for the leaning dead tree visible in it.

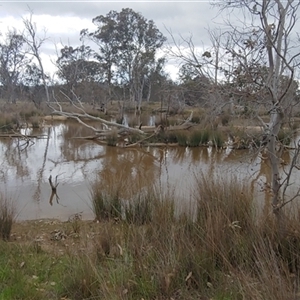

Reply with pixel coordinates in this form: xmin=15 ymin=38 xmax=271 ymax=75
xmin=50 ymin=90 xmax=145 ymax=136
xmin=48 ymin=89 xmax=195 ymax=146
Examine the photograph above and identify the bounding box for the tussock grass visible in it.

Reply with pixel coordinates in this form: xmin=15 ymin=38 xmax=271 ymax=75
xmin=2 ymin=174 xmax=300 ymax=299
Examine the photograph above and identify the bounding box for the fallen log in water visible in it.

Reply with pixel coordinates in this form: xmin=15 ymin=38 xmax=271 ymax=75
xmin=0 ymin=134 xmax=48 ymax=138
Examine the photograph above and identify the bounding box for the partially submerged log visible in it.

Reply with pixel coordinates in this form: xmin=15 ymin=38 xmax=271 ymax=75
xmin=0 ymin=134 xmax=47 ymax=138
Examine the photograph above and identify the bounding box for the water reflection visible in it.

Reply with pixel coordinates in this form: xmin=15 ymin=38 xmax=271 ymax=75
xmin=0 ymin=121 xmax=299 ymax=221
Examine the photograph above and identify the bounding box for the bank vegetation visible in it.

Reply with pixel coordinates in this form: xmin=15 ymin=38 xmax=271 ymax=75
xmin=1 ymin=174 xmax=300 ymax=299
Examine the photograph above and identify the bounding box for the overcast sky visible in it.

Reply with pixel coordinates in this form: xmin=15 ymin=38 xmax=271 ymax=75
xmin=0 ymin=1 xmax=226 ymax=79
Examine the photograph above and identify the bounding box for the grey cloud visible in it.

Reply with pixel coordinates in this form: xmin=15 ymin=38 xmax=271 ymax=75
xmin=1 ymin=0 xmax=223 ymax=78
xmin=1 ymin=1 xmax=220 ymax=47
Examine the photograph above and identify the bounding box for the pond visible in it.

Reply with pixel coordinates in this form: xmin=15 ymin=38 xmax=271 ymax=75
xmin=0 ymin=120 xmax=297 ymax=221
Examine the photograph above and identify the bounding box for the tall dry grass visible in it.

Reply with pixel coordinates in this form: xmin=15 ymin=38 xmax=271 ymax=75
xmin=3 ymin=172 xmax=298 ymax=299
xmin=82 ymin=172 xmax=300 ymax=299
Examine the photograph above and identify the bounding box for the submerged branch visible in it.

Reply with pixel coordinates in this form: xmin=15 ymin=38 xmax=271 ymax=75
xmin=48 ymin=175 xmax=60 ymax=206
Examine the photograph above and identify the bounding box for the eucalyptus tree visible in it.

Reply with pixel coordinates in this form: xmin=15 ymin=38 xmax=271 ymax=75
xmin=166 ymin=28 xmax=231 ymax=120
xmin=178 ymin=64 xmax=212 ymax=107
xmin=23 ymin=63 xmax=46 ymax=107
xmin=56 ymin=44 xmax=104 ymax=101
xmin=82 ymin=8 xmax=166 ymax=112
xmin=0 ymin=29 xmax=29 ymax=103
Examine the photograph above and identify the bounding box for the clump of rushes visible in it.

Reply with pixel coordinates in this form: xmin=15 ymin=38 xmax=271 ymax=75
xmin=124 ymin=189 xmax=154 ymax=225
xmin=199 ymin=128 xmax=210 ymax=145
xmin=0 ymin=195 xmax=15 ymax=241
xmin=188 ymin=130 xmax=203 ymax=147
xmin=211 ymin=130 xmax=224 ymax=147
xmin=90 ymin=179 xmax=123 ymax=221
xmin=176 ymin=131 xmax=188 ymax=146
xmin=165 ymin=131 xmax=178 ymax=143
xmin=106 ymin=131 xmax=118 ymax=146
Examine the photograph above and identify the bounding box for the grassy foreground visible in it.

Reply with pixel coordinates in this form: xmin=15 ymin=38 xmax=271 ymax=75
xmin=1 ymin=174 xmax=300 ymax=299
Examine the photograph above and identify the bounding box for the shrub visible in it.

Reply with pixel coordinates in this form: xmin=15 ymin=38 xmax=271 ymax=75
xmin=0 ymin=116 xmax=16 ymax=132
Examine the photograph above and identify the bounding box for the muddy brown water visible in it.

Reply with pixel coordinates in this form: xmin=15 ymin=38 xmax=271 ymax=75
xmin=0 ymin=120 xmax=297 ymax=221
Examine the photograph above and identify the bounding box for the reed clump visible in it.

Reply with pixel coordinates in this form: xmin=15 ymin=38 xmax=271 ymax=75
xmin=91 ymin=182 xmax=123 ymax=221
xmin=0 ymin=195 xmax=15 ymax=241
xmin=106 ymin=131 xmax=118 ymax=146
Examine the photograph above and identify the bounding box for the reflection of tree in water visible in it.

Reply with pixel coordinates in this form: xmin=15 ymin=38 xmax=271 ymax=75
xmin=59 ymin=122 xmax=102 ymax=162
xmin=47 ymin=122 xmax=160 ymax=198
xmin=98 ymin=147 xmax=158 ymax=199
xmin=48 ymin=123 xmax=108 ymax=184
xmin=1 ymin=137 xmax=30 ymax=182
xmin=34 ymin=127 xmax=51 ymax=202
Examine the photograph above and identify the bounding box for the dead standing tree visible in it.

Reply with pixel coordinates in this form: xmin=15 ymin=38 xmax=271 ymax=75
xmin=213 ymin=0 xmax=300 ymax=226
xmin=168 ymin=0 xmax=300 ymax=225
xmin=23 ymin=11 xmax=50 ymax=103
